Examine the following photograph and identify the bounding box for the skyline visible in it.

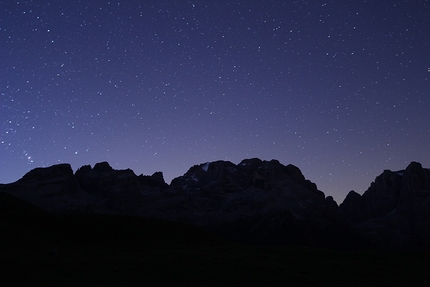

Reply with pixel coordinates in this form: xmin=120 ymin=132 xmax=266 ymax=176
xmin=2 ymin=1 xmax=430 ymax=202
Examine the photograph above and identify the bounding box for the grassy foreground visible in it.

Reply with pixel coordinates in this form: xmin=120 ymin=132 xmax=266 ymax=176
xmin=1 ymin=201 xmax=429 ymax=286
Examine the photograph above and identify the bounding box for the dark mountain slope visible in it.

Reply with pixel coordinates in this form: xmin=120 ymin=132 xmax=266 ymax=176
xmin=1 ymin=201 xmax=429 ymax=287
xmin=339 ymin=161 xmax=430 ymax=249
xmin=1 ymin=159 xmax=430 ymax=249
xmin=1 ymin=159 xmax=364 ymax=248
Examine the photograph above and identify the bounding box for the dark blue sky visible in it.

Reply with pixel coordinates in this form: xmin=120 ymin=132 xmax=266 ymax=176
xmin=2 ymin=0 xmax=430 ymax=202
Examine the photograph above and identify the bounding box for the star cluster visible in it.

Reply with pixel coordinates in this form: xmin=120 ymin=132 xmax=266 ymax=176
xmin=2 ymin=1 xmax=430 ymax=202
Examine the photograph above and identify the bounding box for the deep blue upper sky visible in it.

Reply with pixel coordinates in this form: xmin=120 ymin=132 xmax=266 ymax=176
xmin=2 ymin=1 xmax=429 ymax=202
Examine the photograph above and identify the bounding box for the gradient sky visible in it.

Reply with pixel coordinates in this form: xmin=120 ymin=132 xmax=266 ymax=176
xmin=2 ymin=1 xmax=429 ymax=202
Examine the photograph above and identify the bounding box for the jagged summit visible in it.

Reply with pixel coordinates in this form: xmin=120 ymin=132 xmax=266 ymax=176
xmin=1 ymin=159 xmax=429 ymax=249
xmin=339 ymin=161 xmax=430 ymax=248
xmin=171 ymin=158 xmax=323 ymax=197
xmin=0 ymin=158 xmax=340 ymax=246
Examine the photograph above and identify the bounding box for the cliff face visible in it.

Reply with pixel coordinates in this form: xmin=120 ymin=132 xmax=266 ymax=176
xmin=164 ymin=159 xmax=346 ymax=246
xmin=339 ymin=162 xmax=430 ymax=249
xmin=0 ymin=164 xmax=90 ymax=213
xmin=2 ymin=159 xmax=429 ymax=249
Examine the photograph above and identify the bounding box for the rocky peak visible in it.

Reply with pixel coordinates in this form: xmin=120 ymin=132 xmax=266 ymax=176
xmin=94 ymin=161 xmax=113 ymax=172
xmin=338 ymin=190 xmax=366 ymax=223
xmin=360 ymin=169 xmax=402 ymax=218
xmin=150 ymin=171 xmax=166 ymax=184
xmin=338 ymin=162 xmax=430 ymax=249
xmin=3 ymin=159 xmax=430 ymax=249
xmin=18 ymin=163 xmax=74 ymax=183
xmin=3 ymin=163 xmax=84 ymax=212
xmin=170 ymin=158 xmax=323 ymax=196
xmin=325 ymin=196 xmax=338 ymax=209
xmin=138 ymin=172 xmax=167 ymax=187
xmin=402 ymin=161 xmax=430 ymax=194
xmin=238 ymin=158 xmax=263 ymax=169
xmin=170 ymin=160 xmax=237 ymax=191
xmin=75 ymin=162 xmax=139 ymax=194
xmin=284 ymin=164 xmax=305 ymax=182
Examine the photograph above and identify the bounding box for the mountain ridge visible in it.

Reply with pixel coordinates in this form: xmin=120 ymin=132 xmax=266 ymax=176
xmin=1 ymin=158 xmax=429 ymax=249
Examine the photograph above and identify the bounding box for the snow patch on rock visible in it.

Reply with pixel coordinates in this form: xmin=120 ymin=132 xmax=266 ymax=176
xmin=202 ymin=162 xmax=210 ymax=172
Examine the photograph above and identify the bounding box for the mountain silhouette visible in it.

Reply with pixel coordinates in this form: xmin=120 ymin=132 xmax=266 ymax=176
xmin=1 ymin=158 xmax=430 ymax=249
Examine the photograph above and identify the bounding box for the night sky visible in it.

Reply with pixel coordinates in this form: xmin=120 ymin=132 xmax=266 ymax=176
xmin=2 ymin=1 xmax=430 ymax=202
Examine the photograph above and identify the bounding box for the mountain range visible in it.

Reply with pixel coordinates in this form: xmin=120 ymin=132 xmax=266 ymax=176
xmin=1 ymin=158 xmax=430 ymax=250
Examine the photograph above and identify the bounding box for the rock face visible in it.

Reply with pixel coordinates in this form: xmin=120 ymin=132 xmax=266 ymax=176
xmin=161 ymin=159 xmax=349 ymax=246
xmin=0 ymin=162 xmax=169 ymax=215
xmin=339 ymin=162 xmax=430 ymax=249
xmin=0 ymin=164 xmax=91 ymax=213
xmin=73 ymin=162 xmax=168 ymax=215
xmin=2 ymin=159 xmax=429 ymax=249
xmin=0 ymin=158 xmax=358 ymax=247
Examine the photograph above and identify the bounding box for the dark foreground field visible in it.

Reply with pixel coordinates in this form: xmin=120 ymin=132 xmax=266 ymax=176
xmin=1 ymin=194 xmax=429 ymax=286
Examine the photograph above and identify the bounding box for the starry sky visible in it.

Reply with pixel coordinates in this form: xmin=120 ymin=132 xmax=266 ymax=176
xmin=1 ymin=1 xmax=430 ymax=202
